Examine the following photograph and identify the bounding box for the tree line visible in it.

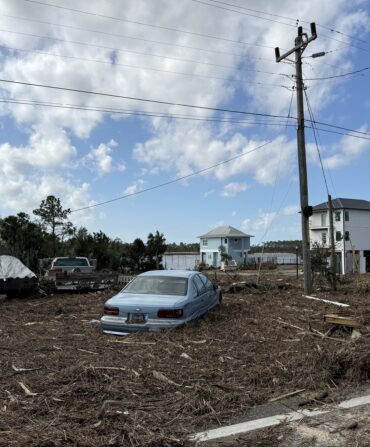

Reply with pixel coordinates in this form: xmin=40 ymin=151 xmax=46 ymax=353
xmin=250 ymin=240 xmax=302 ymax=254
xmin=0 ymin=195 xmax=167 ymax=273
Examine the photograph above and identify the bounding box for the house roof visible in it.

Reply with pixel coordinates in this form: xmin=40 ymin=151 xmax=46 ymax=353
xmin=313 ymin=198 xmax=370 ymax=212
xmin=199 ymin=225 xmax=253 ymax=238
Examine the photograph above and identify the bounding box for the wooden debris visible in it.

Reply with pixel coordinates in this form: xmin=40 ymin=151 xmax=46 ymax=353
xmin=302 ymin=295 xmax=350 ymax=308
xmin=90 ymin=366 xmax=126 ymax=371
xmin=18 ymin=382 xmax=37 ymax=396
xmin=324 ymin=314 xmax=360 ymax=328
xmin=12 ymin=365 xmax=40 ymax=373
xmin=269 ymin=388 xmax=305 ymax=402
xmin=108 ymin=340 xmax=156 ymax=345
xmin=98 ymin=400 xmax=129 ymax=418
xmin=152 ymin=370 xmax=180 ymax=386
xmin=180 ymin=352 xmax=193 ymax=361
xmin=77 ymin=348 xmax=98 ymax=355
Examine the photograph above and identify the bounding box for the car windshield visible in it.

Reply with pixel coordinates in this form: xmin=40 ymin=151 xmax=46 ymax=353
xmin=123 ymin=276 xmax=188 ymax=296
xmin=53 ymin=258 xmax=89 ymax=267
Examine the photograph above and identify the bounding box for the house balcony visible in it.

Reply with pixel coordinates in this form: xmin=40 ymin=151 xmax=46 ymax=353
xmin=309 ymin=225 xmax=328 ymax=230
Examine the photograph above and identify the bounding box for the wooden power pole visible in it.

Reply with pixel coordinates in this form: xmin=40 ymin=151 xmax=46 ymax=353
xmin=275 ymin=24 xmax=317 ymax=295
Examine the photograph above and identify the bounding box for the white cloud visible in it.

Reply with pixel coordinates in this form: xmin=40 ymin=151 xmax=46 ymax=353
xmin=133 ymin=120 xmax=296 ymax=185
xmin=0 ymin=0 xmax=368 ymax=233
xmin=85 ymin=139 xmax=126 ymax=175
xmin=0 ymin=127 xmax=76 ymax=176
xmin=323 ymin=127 xmax=370 ymax=169
xmin=220 ymin=182 xmax=248 ymax=197
xmin=306 ymin=125 xmax=370 ymax=170
xmin=281 ymin=204 xmax=300 ymax=216
xmin=123 ymin=179 xmax=145 ymax=196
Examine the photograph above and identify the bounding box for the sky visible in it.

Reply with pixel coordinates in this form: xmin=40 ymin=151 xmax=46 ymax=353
xmin=0 ymin=0 xmax=369 ymax=245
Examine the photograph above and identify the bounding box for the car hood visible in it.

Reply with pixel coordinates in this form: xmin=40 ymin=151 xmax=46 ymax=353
xmin=106 ymin=292 xmax=185 ymax=309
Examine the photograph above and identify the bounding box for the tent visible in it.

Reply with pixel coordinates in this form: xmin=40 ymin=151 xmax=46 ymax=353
xmin=0 ymin=255 xmax=37 ymax=297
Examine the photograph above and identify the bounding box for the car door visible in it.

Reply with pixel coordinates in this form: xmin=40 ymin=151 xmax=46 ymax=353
xmin=191 ymin=274 xmax=208 ymax=317
xmin=198 ymin=273 xmax=218 ymax=310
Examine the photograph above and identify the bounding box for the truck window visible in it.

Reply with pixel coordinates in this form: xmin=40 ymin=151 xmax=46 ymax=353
xmin=53 ymin=258 xmax=89 ymax=267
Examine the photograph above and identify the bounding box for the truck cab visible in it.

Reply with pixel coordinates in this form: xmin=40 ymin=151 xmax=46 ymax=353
xmin=47 ymin=257 xmax=95 ymax=275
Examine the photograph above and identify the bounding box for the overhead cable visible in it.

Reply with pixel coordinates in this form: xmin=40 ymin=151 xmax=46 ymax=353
xmin=70 ymin=140 xmax=273 ymax=213
xmin=21 ymin=0 xmax=275 ymax=50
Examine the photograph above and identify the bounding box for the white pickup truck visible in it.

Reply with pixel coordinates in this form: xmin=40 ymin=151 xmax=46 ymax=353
xmin=48 ymin=257 xmax=96 ymax=275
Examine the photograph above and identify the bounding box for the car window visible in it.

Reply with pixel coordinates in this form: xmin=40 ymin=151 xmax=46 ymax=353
xmin=193 ymin=275 xmax=206 ymax=296
xmin=123 ymin=276 xmax=188 ymax=296
xmin=53 ymin=258 xmax=89 ymax=267
xmin=199 ymin=274 xmax=214 ymax=291
xmin=191 ymin=280 xmax=198 ymax=298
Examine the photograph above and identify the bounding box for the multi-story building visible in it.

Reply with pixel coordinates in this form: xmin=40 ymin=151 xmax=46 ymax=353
xmin=199 ymin=225 xmax=252 ymax=268
xmin=309 ymin=198 xmax=370 ymax=274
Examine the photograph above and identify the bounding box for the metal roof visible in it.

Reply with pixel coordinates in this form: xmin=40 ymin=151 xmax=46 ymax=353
xmin=198 ymin=225 xmax=253 ymax=238
xmin=313 ymin=198 xmax=370 ymax=212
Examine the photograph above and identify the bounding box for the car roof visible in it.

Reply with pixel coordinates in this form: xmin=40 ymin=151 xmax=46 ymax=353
xmin=139 ymin=270 xmax=196 ymax=278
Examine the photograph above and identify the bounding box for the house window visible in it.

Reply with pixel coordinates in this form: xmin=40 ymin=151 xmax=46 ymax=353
xmin=322 ymin=232 xmax=327 ymax=245
xmin=321 ymin=213 xmax=327 ymax=226
xmin=336 ymin=231 xmax=342 ymax=241
xmin=202 ymin=239 xmax=208 ymax=246
xmin=345 ymin=211 xmax=349 ymax=221
xmin=224 ymin=238 xmax=227 ymax=244
xmin=335 ymin=212 xmax=341 ymax=222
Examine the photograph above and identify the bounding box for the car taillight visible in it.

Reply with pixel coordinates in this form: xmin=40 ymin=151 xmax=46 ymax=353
xmin=157 ymin=309 xmax=183 ymax=318
xmin=104 ymin=306 xmax=119 ymax=316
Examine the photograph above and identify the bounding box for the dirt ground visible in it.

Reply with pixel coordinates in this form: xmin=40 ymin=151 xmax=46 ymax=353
xmin=0 ymin=271 xmax=370 ymax=446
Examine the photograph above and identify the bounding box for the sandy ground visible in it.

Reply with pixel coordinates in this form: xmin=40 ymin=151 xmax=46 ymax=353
xmin=0 ymin=272 xmax=369 ymax=446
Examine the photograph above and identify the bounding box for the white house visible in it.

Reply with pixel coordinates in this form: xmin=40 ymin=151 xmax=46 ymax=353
xmin=199 ymin=225 xmax=253 ymax=268
xmin=309 ymin=198 xmax=370 ymax=274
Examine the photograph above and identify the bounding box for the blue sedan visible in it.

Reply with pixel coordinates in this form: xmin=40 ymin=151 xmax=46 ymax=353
xmin=101 ymin=270 xmax=222 ymax=335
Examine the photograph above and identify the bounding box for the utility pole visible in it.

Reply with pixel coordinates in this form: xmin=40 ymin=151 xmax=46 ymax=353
xmin=275 ymin=23 xmax=317 ymax=295
xmin=328 ymin=194 xmax=337 ymax=291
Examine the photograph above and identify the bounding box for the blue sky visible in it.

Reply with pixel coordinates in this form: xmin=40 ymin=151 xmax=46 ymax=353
xmin=0 ymin=0 xmax=369 ymax=245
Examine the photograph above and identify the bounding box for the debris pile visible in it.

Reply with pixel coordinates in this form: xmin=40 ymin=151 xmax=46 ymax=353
xmin=0 ymin=275 xmax=369 ymax=446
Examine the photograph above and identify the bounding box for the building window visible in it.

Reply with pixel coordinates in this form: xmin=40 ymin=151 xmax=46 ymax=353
xmin=322 ymin=232 xmax=327 ymax=245
xmin=336 ymin=231 xmax=342 ymax=241
xmin=224 ymin=238 xmax=227 ymax=244
xmin=321 ymin=213 xmax=327 ymax=226
xmin=345 ymin=211 xmax=349 ymax=221
xmin=202 ymin=239 xmax=208 ymax=246
xmin=335 ymin=212 xmax=341 ymax=222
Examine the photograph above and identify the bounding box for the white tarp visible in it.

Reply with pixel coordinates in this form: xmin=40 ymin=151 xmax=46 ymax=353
xmin=0 ymin=255 xmax=36 ymax=280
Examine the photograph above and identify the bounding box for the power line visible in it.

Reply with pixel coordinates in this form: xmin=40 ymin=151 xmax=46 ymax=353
xmin=21 ymin=0 xmax=275 ymax=50
xmin=305 ymin=66 xmax=370 ymax=81
xmin=0 ymin=78 xmax=296 ymax=120
xmin=191 ymin=0 xmax=296 ymax=28
xmin=304 ymin=89 xmax=330 ymax=195
xmin=0 ymin=97 xmax=298 ymax=128
xmin=0 ymin=29 xmax=242 ymax=70
xmin=307 ymin=125 xmax=370 ymax=141
xmin=1 ymin=78 xmax=369 ymax=140
xmin=70 ymin=140 xmax=273 ymax=213
xmin=0 ymin=12 xmax=278 ymax=62
xmin=198 ymin=0 xmax=370 ymax=47
xmin=2 ymin=96 xmax=369 ymax=142
xmin=0 ymin=36 xmax=291 ymax=82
